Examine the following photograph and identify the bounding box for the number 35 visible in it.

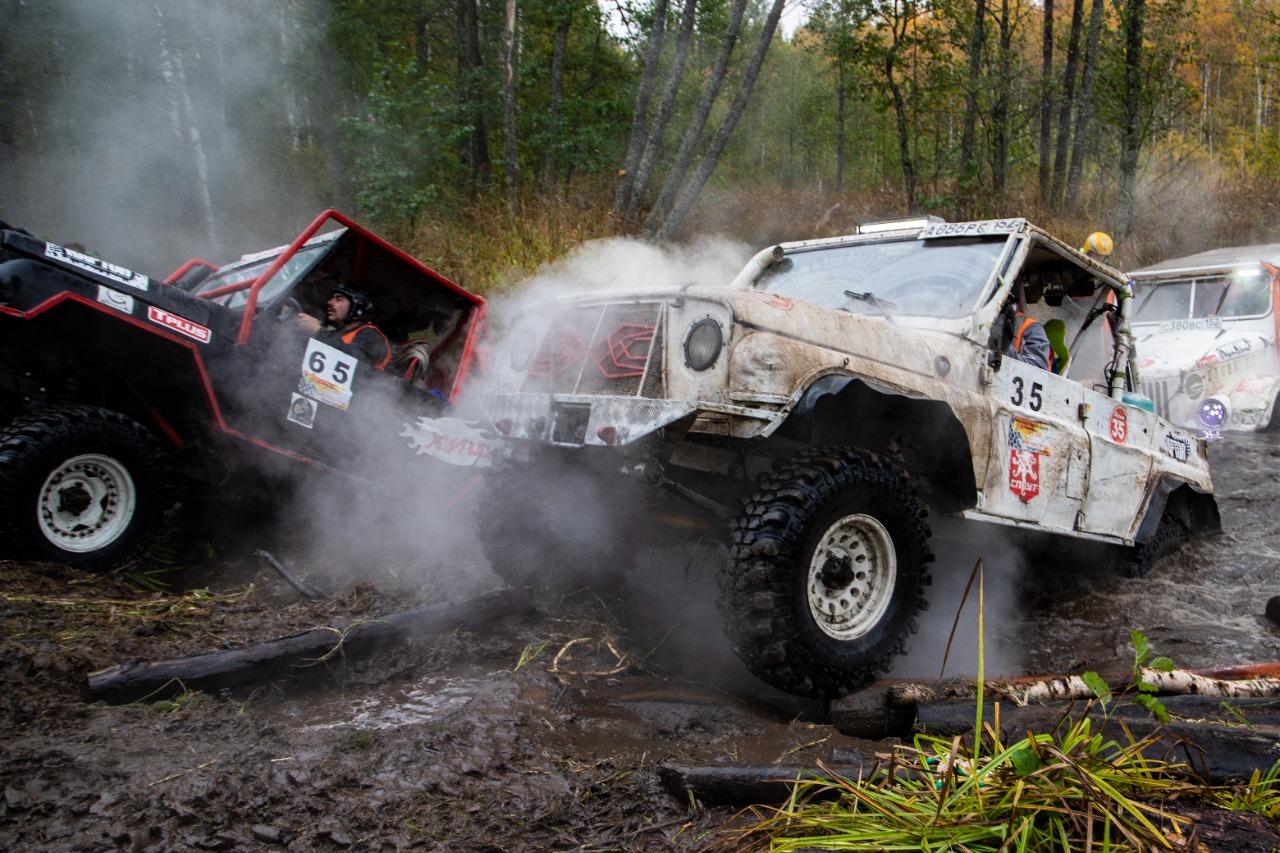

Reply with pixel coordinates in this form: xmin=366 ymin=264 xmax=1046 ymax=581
xmin=1011 ymin=376 xmax=1043 ymax=411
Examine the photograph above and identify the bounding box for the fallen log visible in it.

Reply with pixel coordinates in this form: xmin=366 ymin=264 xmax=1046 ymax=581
xmin=831 ymin=663 xmax=1280 ymax=740
xmin=914 ymin=696 xmax=1280 ymax=784
xmin=658 ymin=763 xmax=869 ymax=806
xmin=83 ymin=588 xmax=534 ymax=705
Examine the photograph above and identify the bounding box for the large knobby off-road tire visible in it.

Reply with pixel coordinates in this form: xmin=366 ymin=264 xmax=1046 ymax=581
xmin=476 ymin=458 xmax=642 ymax=590
xmin=718 ymin=447 xmax=934 ymax=699
xmin=0 ymin=406 xmax=167 ymax=572
xmin=1123 ymin=514 xmax=1190 ymax=579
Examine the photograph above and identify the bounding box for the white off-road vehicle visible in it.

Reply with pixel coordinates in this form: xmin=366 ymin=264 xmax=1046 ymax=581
xmin=478 ymin=218 xmax=1220 ymax=699
xmin=1128 ymin=244 xmax=1280 ymax=434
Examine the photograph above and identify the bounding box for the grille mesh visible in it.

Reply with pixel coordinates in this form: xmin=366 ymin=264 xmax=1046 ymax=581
xmin=524 ymin=302 xmax=663 ymax=397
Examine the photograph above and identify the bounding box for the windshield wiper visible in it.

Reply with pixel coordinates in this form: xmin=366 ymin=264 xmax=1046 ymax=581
xmin=843 ymin=290 xmax=898 ymax=323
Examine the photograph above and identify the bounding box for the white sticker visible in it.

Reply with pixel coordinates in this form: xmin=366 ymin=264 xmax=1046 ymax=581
xmin=399 ymin=417 xmax=496 ymax=468
xmin=45 ymin=243 xmax=149 ymax=291
xmin=919 ymin=219 xmax=1023 ymax=239
xmin=1157 ymin=317 xmax=1222 ymax=332
xmin=147 ymin=306 xmax=211 ymax=343
xmin=300 ymin=338 xmax=356 ymax=410
xmin=286 ymin=393 xmax=317 ymax=429
xmin=96 ymin=285 xmax=134 ymax=314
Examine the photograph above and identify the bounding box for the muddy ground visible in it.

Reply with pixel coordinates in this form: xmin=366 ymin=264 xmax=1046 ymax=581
xmin=3 ymin=432 xmax=1280 ymax=851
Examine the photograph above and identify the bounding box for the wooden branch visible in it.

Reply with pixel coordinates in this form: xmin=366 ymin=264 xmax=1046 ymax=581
xmin=83 ymin=588 xmax=534 ymax=705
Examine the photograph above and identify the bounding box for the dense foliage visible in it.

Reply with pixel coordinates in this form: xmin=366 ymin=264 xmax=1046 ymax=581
xmin=3 ymin=0 xmax=1280 ymax=282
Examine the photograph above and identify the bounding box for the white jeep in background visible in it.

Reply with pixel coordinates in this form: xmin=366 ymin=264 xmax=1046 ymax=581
xmin=1128 ymin=244 xmax=1280 ymax=434
xmin=477 ymin=218 xmax=1220 ymax=700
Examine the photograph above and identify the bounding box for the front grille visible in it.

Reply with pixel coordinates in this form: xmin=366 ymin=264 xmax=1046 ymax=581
xmin=525 ymin=302 xmax=664 ymax=397
xmin=1144 ymin=377 xmax=1173 ymax=418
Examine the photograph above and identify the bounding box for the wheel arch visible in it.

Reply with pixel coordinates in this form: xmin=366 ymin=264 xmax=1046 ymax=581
xmin=776 ymin=375 xmax=978 ymax=514
xmin=1135 ymin=477 xmax=1221 ymax=544
xmin=1 ymin=302 xmax=218 ymax=448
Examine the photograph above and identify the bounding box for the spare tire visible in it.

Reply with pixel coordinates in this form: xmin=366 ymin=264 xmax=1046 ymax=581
xmin=0 ymin=406 xmax=167 ymax=571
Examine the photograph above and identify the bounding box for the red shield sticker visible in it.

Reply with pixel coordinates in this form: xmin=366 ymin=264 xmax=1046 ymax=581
xmin=1009 ymin=449 xmax=1040 ymax=502
xmin=1109 ymin=406 xmax=1128 ymax=444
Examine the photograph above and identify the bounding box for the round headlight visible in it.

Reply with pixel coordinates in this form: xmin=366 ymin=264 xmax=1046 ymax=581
xmin=684 ymin=318 xmax=723 ymax=371
xmin=508 ymin=329 xmax=539 ymax=371
xmin=1182 ymin=373 xmax=1204 ymax=399
xmin=1197 ymin=396 xmax=1230 ymax=428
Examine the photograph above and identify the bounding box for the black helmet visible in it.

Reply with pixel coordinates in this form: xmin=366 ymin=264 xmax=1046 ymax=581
xmin=332 ymin=283 xmax=374 ymax=321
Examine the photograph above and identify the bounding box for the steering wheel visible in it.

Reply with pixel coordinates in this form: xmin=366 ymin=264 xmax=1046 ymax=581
xmin=275 ymin=296 xmax=303 ymax=322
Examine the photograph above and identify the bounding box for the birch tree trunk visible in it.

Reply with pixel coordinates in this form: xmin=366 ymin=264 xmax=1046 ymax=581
xmin=502 ymin=0 xmax=518 ymax=199
xmin=654 ymin=0 xmax=787 ymax=240
xmin=642 ymin=0 xmax=749 ymax=234
xmin=612 ymin=0 xmax=669 ymax=220
xmin=623 ymin=0 xmax=699 ymax=221
xmin=155 ymin=6 xmax=219 ymax=253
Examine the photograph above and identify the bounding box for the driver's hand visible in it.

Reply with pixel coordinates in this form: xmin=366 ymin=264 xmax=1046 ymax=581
xmin=294 ymin=313 xmax=322 ymax=334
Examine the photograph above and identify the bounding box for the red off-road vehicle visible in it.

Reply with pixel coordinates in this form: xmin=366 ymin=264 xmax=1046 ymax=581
xmin=0 ymin=210 xmax=489 ymax=571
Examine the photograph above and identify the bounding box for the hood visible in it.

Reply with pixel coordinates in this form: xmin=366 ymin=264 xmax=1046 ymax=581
xmin=1134 ymin=329 xmax=1270 ymax=376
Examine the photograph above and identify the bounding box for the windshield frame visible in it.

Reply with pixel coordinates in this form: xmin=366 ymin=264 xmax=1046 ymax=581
xmin=753 ymin=229 xmax=1019 ymax=331
xmin=1130 ymin=265 xmax=1274 ymax=326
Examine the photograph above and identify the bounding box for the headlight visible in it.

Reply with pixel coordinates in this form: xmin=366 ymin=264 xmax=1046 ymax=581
xmin=1197 ymin=396 xmax=1230 ymax=428
xmin=684 ymin=318 xmax=723 ymax=371
xmin=507 ymin=328 xmax=540 ymax=371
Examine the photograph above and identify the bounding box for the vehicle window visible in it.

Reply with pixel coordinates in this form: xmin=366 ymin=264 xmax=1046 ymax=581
xmin=758 ymin=238 xmax=1006 ymax=319
xmin=194 ymin=244 xmax=329 ymax=311
xmin=1133 ymin=281 xmax=1192 ymax=322
xmin=1217 ymin=269 xmax=1272 ymax=317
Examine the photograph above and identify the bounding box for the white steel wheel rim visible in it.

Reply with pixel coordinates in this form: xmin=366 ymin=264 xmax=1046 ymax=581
xmin=806 ymin=513 xmax=897 ymax=641
xmin=37 ymin=453 xmax=137 ymax=553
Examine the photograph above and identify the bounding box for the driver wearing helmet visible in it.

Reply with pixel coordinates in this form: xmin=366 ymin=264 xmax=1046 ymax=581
xmin=294 ymin=283 xmax=392 ymax=370
xmin=1080 ymin=231 xmax=1114 ymax=262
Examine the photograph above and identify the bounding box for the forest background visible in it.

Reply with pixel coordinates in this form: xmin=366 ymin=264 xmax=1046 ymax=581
xmin=2 ymin=0 xmax=1278 ymax=293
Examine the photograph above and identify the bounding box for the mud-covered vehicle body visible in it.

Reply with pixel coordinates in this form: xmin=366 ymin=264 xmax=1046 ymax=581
xmin=1127 ymin=244 xmax=1280 ymax=434
xmin=479 ymin=217 xmax=1220 ymax=699
xmin=0 ymin=210 xmax=488 ymax=570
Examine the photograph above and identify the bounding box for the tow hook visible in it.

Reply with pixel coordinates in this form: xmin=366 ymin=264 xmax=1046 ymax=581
xmin=622 ymin=460 xmax=733 ymax=519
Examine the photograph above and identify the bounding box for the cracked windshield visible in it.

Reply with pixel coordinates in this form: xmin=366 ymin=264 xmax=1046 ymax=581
xmin=758 ymin=237 xmax=1006 ymax=319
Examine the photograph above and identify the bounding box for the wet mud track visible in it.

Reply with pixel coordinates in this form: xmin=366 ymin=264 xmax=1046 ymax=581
xmin=2 ymin=432 xmax=1279 ymax=850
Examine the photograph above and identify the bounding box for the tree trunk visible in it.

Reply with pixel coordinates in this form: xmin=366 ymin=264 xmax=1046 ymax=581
xmin=642 ymin=0 xmax=749 ymax=235
xmin=543 ymin=8 xmax=570 ymax=189
xmin=990 ymin=0 xmax=1013 ymax=192
xmin=835 ymin=60 xmax=846 ymax=196
xmin=456 ymin=0 xmax=491 ymax=194
xmin=1116 ymin=0 xmax=1146 ymax=237
xmin=959 ymin=0 xmax=986 ymax=183
xmin=155 ymin=6 xmax=219 ymax=254
xmin=1038 ymin=0 xmax=1053 ymax=205
xmin=886 ymin=45 xmax=917 ymax=212
xmin=1064 ymin=0 xmax=1104 ymax=209
xmin=84 ymin=589 xmax=536 ymax=705
xmin=502 ymin=0 xmax=518 ymax=200
xmin=1050 ymin=0 xmax=1084 ymax=203
xmin=612 ymin=0 xmax=669 ymax=220
xmin=655 ymin=0 xmax=787 ymax=241
xmin=623 ymin=0 xmax=699 ymax=221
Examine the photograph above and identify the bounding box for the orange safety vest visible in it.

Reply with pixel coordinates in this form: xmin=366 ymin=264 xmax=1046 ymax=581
xmin=340 ymin=323 xmax=391 ymax=370
xmin=1012 ymin=314 xmax=1038 ymax=354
